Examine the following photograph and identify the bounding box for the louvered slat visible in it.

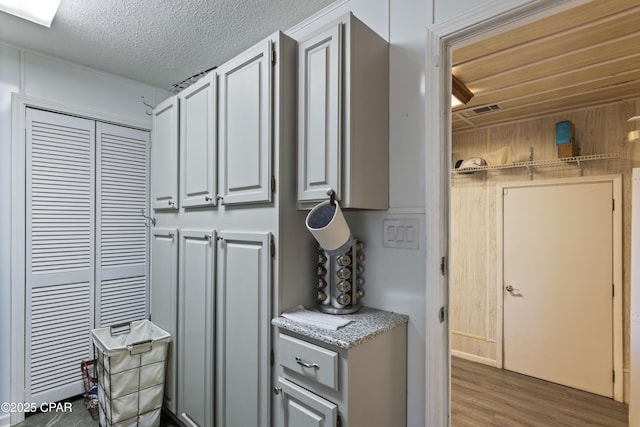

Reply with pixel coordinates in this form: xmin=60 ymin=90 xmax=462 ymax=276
xmin=100 ymin=276 xmax=147 ymax=326
xmin=30 ymin=117 xmax=92 ymax=274
xmin=29 ymin=282 xmax=91 ymax=395
xmin=99 ymin=128 xmax=149 ymax=268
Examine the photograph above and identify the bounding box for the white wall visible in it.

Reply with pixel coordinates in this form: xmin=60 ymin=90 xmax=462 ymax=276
xmin=0 ymin=42 xmax=162 ymax=424
xmin=287 ymin=1 xmax=431 ymax=425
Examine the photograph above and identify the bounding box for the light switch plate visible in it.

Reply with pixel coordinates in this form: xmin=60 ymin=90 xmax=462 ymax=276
xmin=383 ymin=218 xmax=419 ymax=249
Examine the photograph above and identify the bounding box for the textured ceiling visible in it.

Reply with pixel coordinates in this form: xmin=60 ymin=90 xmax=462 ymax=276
xmin=0 ymin=0 xmax=334 ymax=90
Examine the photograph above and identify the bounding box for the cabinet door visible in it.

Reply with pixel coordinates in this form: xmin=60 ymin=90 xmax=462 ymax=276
xmin=178 ymin=230 xmax=215 ymax=427
xmin=150 ymin=228 xmax=178 ymax=414
xmin=179 ymin=74 xmax=217 ymax=208
xmin=297 ymin=23 xmax=342 ymax=203
xmin=217 ymin=231 xmax=271 ymax=427
xmin=152 ymin=96 xmax=179 ymax=210
xmin=217 ymin=41 xmax=272 ymax=205
xmin=277 ymin=377 xmax=337 ymax=427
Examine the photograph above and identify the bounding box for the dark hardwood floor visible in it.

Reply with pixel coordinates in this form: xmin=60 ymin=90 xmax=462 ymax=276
xmin=451 ymin=357 xmax=629 ymax=427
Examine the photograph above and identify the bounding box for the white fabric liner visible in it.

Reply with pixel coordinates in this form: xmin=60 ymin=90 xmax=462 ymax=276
xmin=91 ymin=320 xmax=171 ymax=427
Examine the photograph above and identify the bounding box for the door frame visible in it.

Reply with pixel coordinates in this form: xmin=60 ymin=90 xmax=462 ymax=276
xmin=10 ymin=94 xmax=150 ymax=425
xmin=425 ymin=1 xmax=569 ymax=425
xmin=495 ymin=175 xmax=623 ymax=401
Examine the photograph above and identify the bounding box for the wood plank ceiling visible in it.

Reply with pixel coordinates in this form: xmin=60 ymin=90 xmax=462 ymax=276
xmin=451 ymin=0 xmax=640 ymax=133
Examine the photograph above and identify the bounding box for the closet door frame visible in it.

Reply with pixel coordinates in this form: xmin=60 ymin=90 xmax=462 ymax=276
xmin=10 ymin=94 xmax=151 ymax=425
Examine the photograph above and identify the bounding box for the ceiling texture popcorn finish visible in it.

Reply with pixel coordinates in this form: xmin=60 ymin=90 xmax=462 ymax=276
xmin=0 ymin=0 xmax=334 ymax=89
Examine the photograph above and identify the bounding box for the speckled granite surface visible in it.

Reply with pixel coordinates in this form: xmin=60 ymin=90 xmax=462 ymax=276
xmin=272 ymin=306 xmax=409 ymax=349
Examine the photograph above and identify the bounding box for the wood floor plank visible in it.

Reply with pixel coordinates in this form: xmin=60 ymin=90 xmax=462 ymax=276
xmin=451 ymin=357 xmax=628 ymax=427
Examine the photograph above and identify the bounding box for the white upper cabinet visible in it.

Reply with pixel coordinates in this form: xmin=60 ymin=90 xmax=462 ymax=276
xmin=217 ymin=40 xmax=273 ymax=205
xmin=179 ymin=73 xmax=216 ymax=208
xmin=152 ymin=96 xmax=179 ymax=210
xmin=297 ymin=13 xmax=389 ymax=210
xmin=297 ymin=23 xmax=342 ymax=205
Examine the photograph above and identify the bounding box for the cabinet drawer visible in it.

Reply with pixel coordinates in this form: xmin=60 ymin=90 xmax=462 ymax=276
xmin=279 ymin=334 xmax=338 ymax=390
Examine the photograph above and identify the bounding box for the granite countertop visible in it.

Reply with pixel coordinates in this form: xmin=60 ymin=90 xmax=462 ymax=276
xmin=271 ymin=306 xmax=409 ymax=349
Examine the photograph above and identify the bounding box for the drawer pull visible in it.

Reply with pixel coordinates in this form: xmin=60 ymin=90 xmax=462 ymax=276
xmin=295 ymin=357 xmax=320 ymax=369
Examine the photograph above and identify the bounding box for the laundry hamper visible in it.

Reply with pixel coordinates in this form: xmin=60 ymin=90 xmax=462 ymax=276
xmin=91 ymin=320 xmax=171 ymax=427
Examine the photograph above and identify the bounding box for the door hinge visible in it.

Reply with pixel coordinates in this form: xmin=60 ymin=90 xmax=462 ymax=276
xmin=440 ymin=256 xmax=447 ymax=276
xmin=613 ymin=370 xmax=616 ymax=383
xmin=613 ymin=198 xmax=615 ymax=211
xmin=612 ymin=284 xmax=615 ymax=297
xmin=271 ymin=240 xmax=276 ymax=257
xmin=271 ymin=176 xmax=276 ymax=193
xmin=272 ymin=50 xmax=277 ymax=66
xmin=439 ymin=306 xmax=446 ymax=323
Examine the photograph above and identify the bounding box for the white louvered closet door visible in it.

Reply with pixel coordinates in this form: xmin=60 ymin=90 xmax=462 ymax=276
xmin=26 ymin=108 xmax=96 ymax=404
xmin=96 ymin=123 xmax=150 ymax=326
xmin=25 ymin=109 xmax=150 ymax=405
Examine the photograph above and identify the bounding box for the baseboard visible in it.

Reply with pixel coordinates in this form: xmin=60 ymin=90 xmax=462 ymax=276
xmin=451 ymin=349 xmax=497 ymax=367
xmin=0 ymin=412 xmax=9 ymax=427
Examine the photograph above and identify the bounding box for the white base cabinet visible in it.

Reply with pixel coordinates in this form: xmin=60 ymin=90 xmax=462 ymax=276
xmin=275 ymin=320 xmax=407 ymax=427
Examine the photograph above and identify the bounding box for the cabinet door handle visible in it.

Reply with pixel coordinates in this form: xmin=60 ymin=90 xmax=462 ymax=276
xmin=295 ymin=357 xmax=319 ymax=369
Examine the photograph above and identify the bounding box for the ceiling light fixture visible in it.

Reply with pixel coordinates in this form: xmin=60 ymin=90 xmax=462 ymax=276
xmin=0 ymin=0 xmax=61 ymax=27
xmin=452 ymin=74 xmax=474 ymax=107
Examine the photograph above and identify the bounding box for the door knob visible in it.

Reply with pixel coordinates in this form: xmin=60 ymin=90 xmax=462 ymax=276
xmin=506 ymin=285 xmax=520 ymax=292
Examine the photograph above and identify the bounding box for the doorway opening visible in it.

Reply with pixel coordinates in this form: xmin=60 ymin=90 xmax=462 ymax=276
xmin=444 ymin=0 xmax=639 ymax=423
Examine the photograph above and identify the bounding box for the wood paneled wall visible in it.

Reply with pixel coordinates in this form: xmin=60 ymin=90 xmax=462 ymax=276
xmin=450 ymin=99 xmax=640 ymax=401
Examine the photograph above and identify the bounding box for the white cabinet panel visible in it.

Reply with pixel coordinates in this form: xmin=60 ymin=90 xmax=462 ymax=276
xmin=152 ymin=96 xmax=179 ymax=210
xmin=218 ymin=41 xmax=272 ymax=205
xmin=178 ymin=230 xmax=215 ymax=427
xmin=297 ymin=23 xmax=342 ymax=203
xmin=179 ymin=74 xmax=216 ymax=208
xmin=277 ymin=377 xmax=337 ymax=427
xmin=150 ymin=228 xmax=178 ymax=414
xmin=217 ymin=231 xmax=271 ymax=427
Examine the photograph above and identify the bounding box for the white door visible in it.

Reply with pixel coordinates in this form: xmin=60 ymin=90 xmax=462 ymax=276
xmin=179 ymin=73 xmax=216 ymax=208
xmin=150 ymin=228 xmax=178 ymax=414
xmin=96 ymin=122 xmax=150 ymax=326
xmin=276 ymin=377 xmax=337 ymax=427
xmin=177 ymin=229 xmax=215 ymax=427
xmin=25 ymin=108 xmax=96 ymax=405
xmin=502 ymin=180 xmax=614 ymax=397
xmin=216 ymin=231 xmax=271 ymax=427
xmin=25 ymin=109 xmax=151 ymax=405
xmin=217 ymin=41 xmax=272 ymax=205
xmin=152 ymin=96 xmax=179 ymax=210
xmin=297 ymin=22 xmax=342 ymax=203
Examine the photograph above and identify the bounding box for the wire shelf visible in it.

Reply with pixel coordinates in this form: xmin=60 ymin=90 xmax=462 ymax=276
xmin=452 ymin=152 xmax=622 ymax=179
